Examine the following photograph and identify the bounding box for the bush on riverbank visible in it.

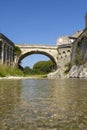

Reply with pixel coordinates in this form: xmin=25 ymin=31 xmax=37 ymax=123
xmin=33 ymin=60 xmax=55 ymax=74
xmin=23 ymin=60 xmax=55 ymax=75
xmin=0 ymin=65 xmax=24 ymax=77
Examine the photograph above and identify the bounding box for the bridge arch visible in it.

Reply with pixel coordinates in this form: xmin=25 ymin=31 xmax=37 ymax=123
xmin=15 ymin=44 xmax=59 ymax=69
xmin=18 ymin=50 xmax=58 ymax=69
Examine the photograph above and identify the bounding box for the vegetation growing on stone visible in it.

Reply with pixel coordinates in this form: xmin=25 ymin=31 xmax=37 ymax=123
xmin=64 ymin=62 xmax=72 ymax=74
xmin=14 ymin=46 xmax=22 ymax=56
xmin=64 ymin=48 xmax=85 ymax=74
xmin=74 ymin=48 xmax=85 ymax=66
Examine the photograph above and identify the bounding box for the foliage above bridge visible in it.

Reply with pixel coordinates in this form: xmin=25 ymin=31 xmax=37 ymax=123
xmin=14 ymin=46 xmax=22 ymax=56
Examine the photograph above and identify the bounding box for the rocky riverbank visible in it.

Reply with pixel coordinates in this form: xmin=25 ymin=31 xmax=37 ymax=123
xmin=1 ymin=64 xmax=87 ymax=80
xmin=69 ymin=64 xmax=87 ymax=78
xmin=48 ymin=64 xmax=87 ymax=79
xmin=47 ymin=68 xmax=67 ymax=79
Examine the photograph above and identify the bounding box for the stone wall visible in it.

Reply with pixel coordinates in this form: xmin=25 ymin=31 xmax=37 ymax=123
xmin=85 ymin=13 xmax=87 ymax=28
xmin=48 ymin=44 xmax=71 ymax=78
xmin=71 ymin=28 xmax=87 ymax=64
xmin=58 ymin=45 xmax=71 ymax=67
xmin=69 ymin=28 xmax=87 ymax=78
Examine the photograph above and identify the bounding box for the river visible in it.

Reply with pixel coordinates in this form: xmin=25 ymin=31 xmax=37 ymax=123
xmin=0 ymin=78 xmax=87 ymax=130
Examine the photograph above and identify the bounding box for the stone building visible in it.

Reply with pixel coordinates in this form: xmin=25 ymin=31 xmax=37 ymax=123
xmin=71 ymin=28 xmax=87 ymax=64
xmin=71 ymin=13 xmax=87 ymax=64
xmin=69 ymin=15 xmax=87 ymax=78
xmin=56 ymin=30 xmax=83 ymax=46
xmin=85 ymin=13 xmax=87 ymax=28
xmin=0 ymin=33 xmax=14 ymax=66
xmin=56 ymin=30 xmax=83 ymax=71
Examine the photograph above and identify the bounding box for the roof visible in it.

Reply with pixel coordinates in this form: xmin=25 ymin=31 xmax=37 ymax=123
xmin=72 ymin=28 xmax=87 ymax=44
xmin=0 ymin=33 xmax=14 ymax=46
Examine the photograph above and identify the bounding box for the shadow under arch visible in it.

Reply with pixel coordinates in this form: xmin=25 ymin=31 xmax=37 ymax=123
xmin=18 ymin=50 xmax=57 ymax=69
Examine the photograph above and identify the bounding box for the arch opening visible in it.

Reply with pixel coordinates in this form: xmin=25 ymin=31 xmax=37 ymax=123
xmin=21 ymin=54 xmax=50 ymax=68
xmin=18 ymin=50 xmax=57 ymax=70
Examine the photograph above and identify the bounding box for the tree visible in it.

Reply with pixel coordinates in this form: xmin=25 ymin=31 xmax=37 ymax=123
xmin=33 ymin=60 xmax=54 ymax=74
xmin=23 ymin=66 xmax=32 ymax=74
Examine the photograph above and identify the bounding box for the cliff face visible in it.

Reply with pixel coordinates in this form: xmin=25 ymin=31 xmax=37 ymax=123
xmin=48 ymin=64 xmax=87 ymax=79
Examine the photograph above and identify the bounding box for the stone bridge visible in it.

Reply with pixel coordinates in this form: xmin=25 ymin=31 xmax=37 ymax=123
xmin=16 ymin=44 xmax=59 ymax=68
xmin=15 ymin=44 xmax=71 ymax=69
xmin=0 ymin=32 xmax=72 ymax=69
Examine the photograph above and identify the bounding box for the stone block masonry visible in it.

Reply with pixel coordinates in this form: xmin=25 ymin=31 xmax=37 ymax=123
xmin=0 ymin=33 xmax=14 ymax=66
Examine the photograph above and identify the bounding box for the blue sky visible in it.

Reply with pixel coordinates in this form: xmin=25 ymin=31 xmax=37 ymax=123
xmin=0 ymin=0 xmax=87 ymax=68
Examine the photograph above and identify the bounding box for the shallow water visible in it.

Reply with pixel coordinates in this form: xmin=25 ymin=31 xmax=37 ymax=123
xmin=0 ymin=78 xmax=87 ymax=130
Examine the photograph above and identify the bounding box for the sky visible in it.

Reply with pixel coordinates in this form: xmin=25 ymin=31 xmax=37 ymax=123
xmin=0 ymin=0 xmax=87 ymax=68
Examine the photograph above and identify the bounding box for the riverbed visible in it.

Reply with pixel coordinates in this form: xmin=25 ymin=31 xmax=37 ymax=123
xmin=0 ymin=78 xmax=87 ymax=130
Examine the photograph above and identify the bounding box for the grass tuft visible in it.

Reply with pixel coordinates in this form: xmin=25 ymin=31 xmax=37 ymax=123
xmin=0 ymin=65 xmax=24 ymax=77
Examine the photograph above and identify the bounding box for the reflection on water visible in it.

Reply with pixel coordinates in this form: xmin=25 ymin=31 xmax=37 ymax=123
xmin=0 ymin=79 xmax=87 ymax=130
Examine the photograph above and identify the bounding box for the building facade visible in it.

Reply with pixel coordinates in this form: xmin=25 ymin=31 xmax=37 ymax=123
xmin=56 ymin=30 xmax=83 ymax=46
xmin=0 ymin=33 xmax=14 ymax=66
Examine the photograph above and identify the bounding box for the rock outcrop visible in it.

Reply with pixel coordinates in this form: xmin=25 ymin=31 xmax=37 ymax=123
xmin=69 ymin=64 xmax=87 ymax=78
xmin=48 ymin=64 xmax=87 ymax=79
xmin=47 ymin=67 xmax=67 ymax=79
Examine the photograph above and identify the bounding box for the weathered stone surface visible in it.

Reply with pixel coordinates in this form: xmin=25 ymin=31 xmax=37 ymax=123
xmin=47 ymin=70 xmax=61 ymax=79
xmin=69 ymin=64 xmax=87 ymax=78
xmin=48 ymin=64 xmax=87 ymax=79
xmin=47 ymin=67 xmax=67 ymax=79
xmin=16 ymin=44 xmax=59 ymax=68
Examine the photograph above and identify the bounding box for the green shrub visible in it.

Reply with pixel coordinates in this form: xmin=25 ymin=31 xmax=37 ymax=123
xmin=0 ymin=65 xmax=7 ymax=77
xmin=33 ymin=60 xmax=55 ymax=74
xmin=23 ymin=66 xmax=32 ymax=75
